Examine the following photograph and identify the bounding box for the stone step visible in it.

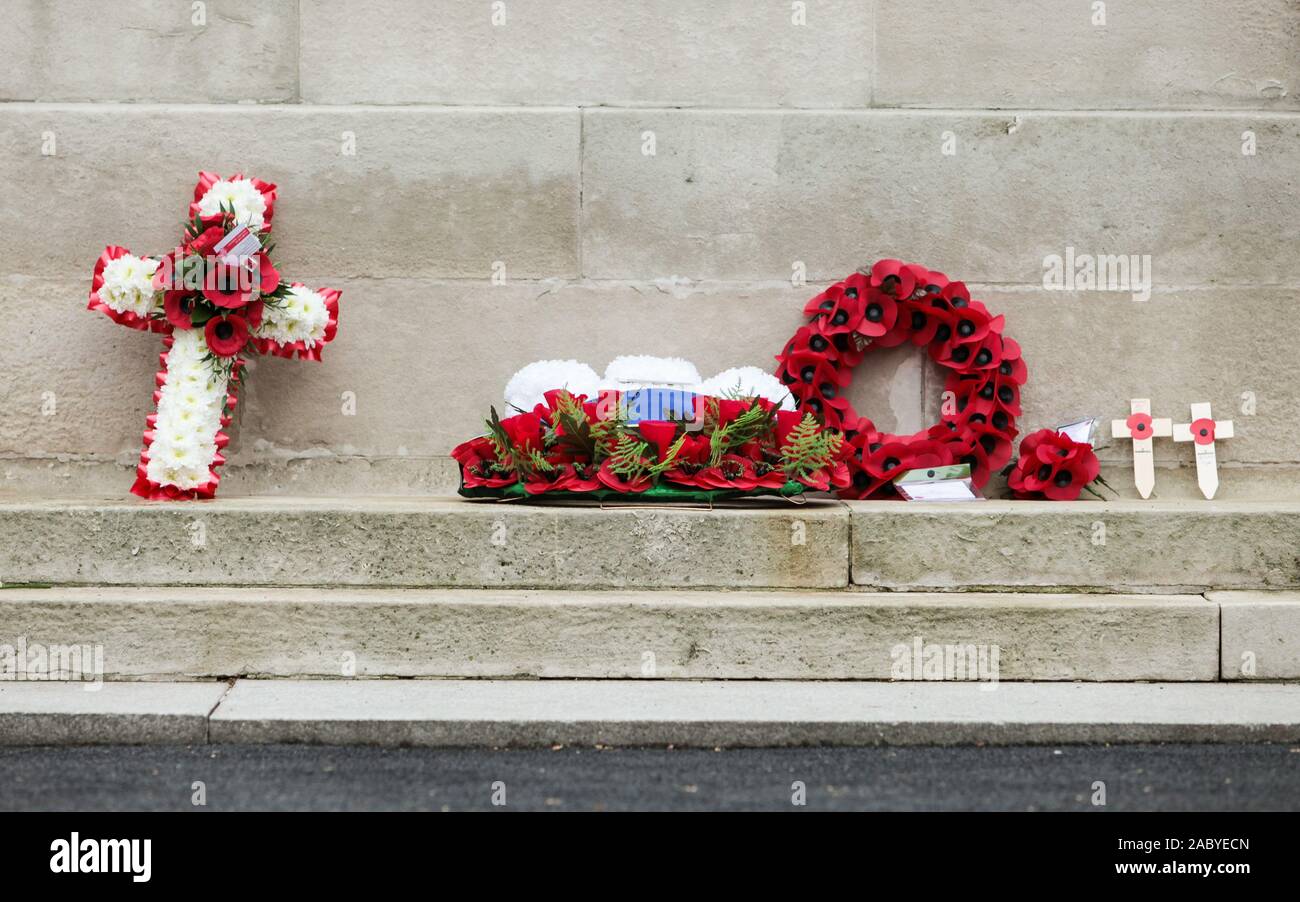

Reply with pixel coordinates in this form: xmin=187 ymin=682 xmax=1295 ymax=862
xmin=850 ymin=500 xmax=1300 ymax=593
xmin=0 ymin=681 xmax=225 ymax=745
xmin=2 ymin=498 xmax=1297 ymax=592
xmin=0 ymin=586 xmax=1220 ymax=681
xmin=0 ymin=497 xmax=848 ymax=590
xmin=6 ymin=680 xmax=1300 ymax=747
xmin=1214 ymin=591 xmax=1300 ymax=680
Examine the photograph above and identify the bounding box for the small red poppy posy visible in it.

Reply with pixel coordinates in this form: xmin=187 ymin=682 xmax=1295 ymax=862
xmin=775 ymin=259 xmax=1027 ymax=499
xmin=88 ymin=172 xmax=342 ymax=500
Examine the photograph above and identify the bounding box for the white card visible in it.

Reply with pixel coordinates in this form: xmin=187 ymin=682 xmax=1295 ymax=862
xmin=897 ymin=480 xmax=982 ymax=502
xmin=213 ymin=225 xmax=261 ymax=263
xmin=1057 ymin=417 xmax=1098 ymax=445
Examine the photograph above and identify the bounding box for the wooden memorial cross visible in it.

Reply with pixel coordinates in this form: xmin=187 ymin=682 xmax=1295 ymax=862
xmin=1173 ymin=402 xmax=1234 ymax=499
xmin=1110 ymin=399 xmax=1171 ymax=499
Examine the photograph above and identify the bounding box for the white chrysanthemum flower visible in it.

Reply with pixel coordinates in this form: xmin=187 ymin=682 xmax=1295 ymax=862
xmin=146 ymin=330 xmax=229 ymax=491
xmin=603 ymin=355 xmax=701 ymax=388
xmin=698 ymin=366 xmax=796 ymax=410
xmin=254 ymin=285 xmax=330 ymax=348
xmin=504 ymin=360 xmax=601 ymax=413
xmin=194 ymin=177 xmax=268 ymax=229
xmin=98 ymin=254 xmax=161 ymax=317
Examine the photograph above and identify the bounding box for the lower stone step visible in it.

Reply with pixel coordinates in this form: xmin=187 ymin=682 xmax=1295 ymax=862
xmin=4 ymin=680 xmax=1299 ymax=747
xmin=0 ymin=586 xmax=1219 ymax=681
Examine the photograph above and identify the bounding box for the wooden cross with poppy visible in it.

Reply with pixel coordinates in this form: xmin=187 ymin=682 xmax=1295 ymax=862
xmin=1173 ymin=402 xmax=1234 ymax=499
xmin=1110 ymin=398 xmax=1172 ymax=499
xmin=87 ymin=172 xmax=341 ymax=500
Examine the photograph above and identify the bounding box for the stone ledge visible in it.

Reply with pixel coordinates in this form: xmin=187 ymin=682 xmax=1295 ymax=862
xmin=0 ymin=497 xmax=848 ymax=590
xmin=850 ymin=500 xmax=1300 ymax=592
xmin=0 ymin=587 xmax=1217 ymax=682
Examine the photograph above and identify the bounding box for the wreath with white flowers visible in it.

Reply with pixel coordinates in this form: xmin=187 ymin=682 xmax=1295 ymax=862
xmin=452 ymin=260 xmax=1027 ymax=501
xmin=775 ymin=259 xmax=1027 ymax=499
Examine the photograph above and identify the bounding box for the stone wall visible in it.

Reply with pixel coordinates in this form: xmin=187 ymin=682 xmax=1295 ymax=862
xmin=2 ymin=0 xmax=1297 ymax=497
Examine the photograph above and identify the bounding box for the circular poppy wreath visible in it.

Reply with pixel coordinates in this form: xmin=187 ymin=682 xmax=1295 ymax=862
xmin=775 ymin=259 xmax=1028 ymax=500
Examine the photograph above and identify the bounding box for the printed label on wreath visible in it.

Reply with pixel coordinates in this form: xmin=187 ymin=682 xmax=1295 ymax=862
xmin=894 ymin=463 xmax=983 ymax=501
xmin=214 ymin=225 xmax=260 ymax=264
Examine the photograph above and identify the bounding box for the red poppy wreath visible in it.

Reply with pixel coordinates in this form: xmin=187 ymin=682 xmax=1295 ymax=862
xmin=775 ymin=259 xmax=1027 ymax=500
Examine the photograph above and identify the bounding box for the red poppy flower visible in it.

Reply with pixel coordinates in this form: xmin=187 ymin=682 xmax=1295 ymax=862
xmin=637 ymin=420 xmax=679 ymax=461
xmin=948 ymin=303 xmax=996 ymax=345
xmin=461 ymin=456 xmax=517 ymax=489
xmin=842 ymin=416 xmax=882 ymax=448
xmin=202 ymin=262 xmax=256 ymax=309
xmin=253 ymin=251 xmax=279 ymax=296
xmin=997 ymin=336 xmax=1028 ymax=385
xmin=714 ymin=399 xmax=749 ymax=427
xmin=940 ymin=281 xmax=971 ymax=309
xmin=780 ymin=352 xmax=847 ymax=406
xmin=452 ymin=436 xmax=496 ymax=468
xmin=869 ymin=259 xmax=916 ymax=299
xmin=1126 ymin=412 xmax=1154 ymax=440
xmin=858 ymin=286 xmax=902 ymax=341
xmin=774 ymin=409 xmax=805 ymax=448
xmin=244 ymin=299 xmax=265 ymax=330
xmin=950 ymin=424 xmax=1016 ymax=486
xmin=500 ymin=412 xmax=542 ymax=454
xmin=802 ymin=283 xmax=865 ymax=336
xmin=861 ymin=440 xmax=912 ymax=491
xmin=908 ymin=264 xmax=950 ymax=297
xmin=204 ymin=314 xmax=250 ymax=357
xmin=566 ymin=462 xmax=602 ymax=493
xmin=164 ymin=294 xmax=198 ymax=330
xmin=903 ymin=298 xmax=955 ymax=346
xmin=751 ymin=460 xmax=790 ymax=489
xmin=661 ymin=433 xmax=711 ymax=487
xmin=1190 ymin=418 xmax=1216 ymax=445
xmin=597 ymin=459 xmax=651 ymax=493
xmin=524 ymin=463 xmax=575 ymax=495
xmin=697 ymin=455 xmax=759 ymax=491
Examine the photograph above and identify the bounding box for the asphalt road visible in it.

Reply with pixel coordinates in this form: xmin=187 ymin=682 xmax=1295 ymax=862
xmin=1 ymin=743 xmax=1297 ymax=811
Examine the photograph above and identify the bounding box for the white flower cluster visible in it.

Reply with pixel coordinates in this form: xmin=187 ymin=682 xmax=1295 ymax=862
xmin=698 ymin=366 xmax=795 ymax=409
xmin=98 ymin=253 xmax=161 ymax=318
xmin=254 ymin=286 xmax=330 ymax=348
xmin=194 ymin=177 xmax=268 ymax=230
xmin=504 ymin=360 xmax=601 ymax=413
xmin=603 ymin=355 xmax=701 ymax=388
xmin=145 ymin=329 xmax=228 ymax=491
xmin=503 ymin=357 xmax=795 ymax=413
